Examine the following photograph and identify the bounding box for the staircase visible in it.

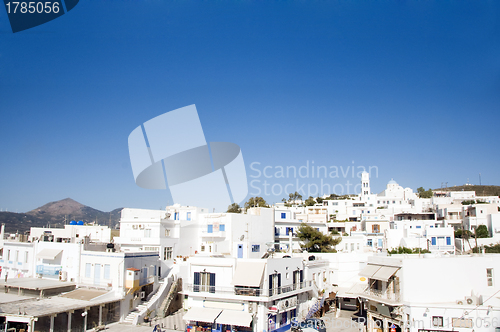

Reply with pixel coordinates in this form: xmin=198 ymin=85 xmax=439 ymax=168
xmin=158 ymin=277 xmax=182 ymax=318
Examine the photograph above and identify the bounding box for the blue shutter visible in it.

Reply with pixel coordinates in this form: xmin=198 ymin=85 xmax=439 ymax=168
xmin=209 ymin=273 xmax=216 ymax=293
xmin=286 ymin=228 xmax=289 ymax=235
xmin=446 ymin=237 xmax=451 ymax=245
xmin=269 ymin=275 xmax=273 ymax=296
xmin=207 ymin=225 xmax=213 ymax=233
xmin=431 ymin=237 xmax=436 ymax=245
xmin=219 ymin=224 xmax=225 ymax=231
xmin=194 ymin=272 xmax=200 ymax=292
xmin=281 ymin=213 xmax=286 ymax=219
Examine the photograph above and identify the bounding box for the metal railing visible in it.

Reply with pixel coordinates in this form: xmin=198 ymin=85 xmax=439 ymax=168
xmin=363 ymin=287 xmax=401 ymax=302
xmin=184 ymin=280 xmax=312 ymax=297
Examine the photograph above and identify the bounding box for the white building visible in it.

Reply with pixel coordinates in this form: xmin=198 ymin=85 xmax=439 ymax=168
xmin=349 ymin=254 xmax=500 ymax=332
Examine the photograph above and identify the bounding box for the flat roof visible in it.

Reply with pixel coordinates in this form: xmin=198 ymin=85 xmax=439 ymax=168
xmin=0 ymin=278 xmax=76 ymax=290
xmin=0 ymin=293 xmax=34 ymax=304
xmin=61 ymin=288 xmax=108 ymax=301
xmin=0 ymin=290 xmax=123 ymax=317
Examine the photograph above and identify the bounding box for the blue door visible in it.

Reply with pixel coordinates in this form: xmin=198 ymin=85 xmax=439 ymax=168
xmin=237 ymin=244 xmax=243 ymax=258
xmin=378 ymin=239 xmax=383 ymax=247
xmin=94 ymin=264 xmax=101 ymax=286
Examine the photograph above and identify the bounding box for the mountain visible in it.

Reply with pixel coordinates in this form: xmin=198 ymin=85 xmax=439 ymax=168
xmin=0 ymin=198 xmax=122 ymax=234
xmin=432 ymin=185 xmax=500 ymax=197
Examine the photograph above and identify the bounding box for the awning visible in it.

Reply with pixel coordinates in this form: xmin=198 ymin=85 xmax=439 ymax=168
xmin=37 ymin=249 xmax=62 ymax=260
xmin=232 ymin=261 xmax=265 ymax=287
xmin=183 ymin=307 xmax=222 ymax=323
xmin=359 ymin=264 xmax=381 ymax=278
xmin=371 ymin=266 xmax=399 ymax=281
xmin=215 ymin=310 xmax=253 ymax=327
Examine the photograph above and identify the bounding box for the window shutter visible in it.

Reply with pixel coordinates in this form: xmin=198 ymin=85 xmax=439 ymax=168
xmin=300 ymin=270 xmax=304 ymax=283
xmin=269 ymin=275 xmax=273 ymax=296
xmin=194 ymin=272 xmax=200 ymax=292
xmin=278 ymin=273 xmax=282 ymax=294
xmin=209 ymin=273 xmax=216 ymax=293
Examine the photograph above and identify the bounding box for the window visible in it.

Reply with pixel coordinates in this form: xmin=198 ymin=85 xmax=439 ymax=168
xmin=144 ymin=229 xmax=152 ymax=237
xmin=432 ymin=316 xmax=443 ymax=327
xmin=431 ymin=237 xmax=436 ymax=245
xmin=187 ymin=212 xmax=191 ymax=221
xmin=372 ymin=224 xmax=380 ymax=233
xmin=194 ymin=272 xmax=215 ymax=293
xmin=164 ymin=247 xmax=173 ymax=260
xmin=281 ymin=213 xmax=286 ymax=219
xmin=174 ymin=212 xmax=179 ymax=220
xmin=85 ymin=263 xmax=91 ymax=278
xmin=165 ymin=229 xmax=170 ymax=237
xmin=487 ymin=268 xmax=493 ymax=286
xmin=252 ymin=245 xmax=260 ymax=252
xmin=367 ymin=239 xmax=373 ymax=246
xmin=269 ymin=273 xmax=281 ymax=296
xmin=219 ymin=224 xmax=225 ymax=232
xmin=416 ymin=226 xmax=421 ymax=229
xmin=286 ymin=227 xmax=293 ymax=235
xmin=357 ymin=243 xmax=360 ymax=250
xmin=104 ymin=264 xmax=111 ymax=279
xmin=7 ymin=250 xmax=10 ymax=261
xmin=446 ymin=237 xmax=451 ymax=245
xmin=24 ymin=252 xmax=29 ymax=263
xmin=15 ymin=250 xmax=19 ymax=262
xmin=275 ymin=227 xmax=280 ymax=236
xmin=207 ymin=225 xmax=213 ymax=233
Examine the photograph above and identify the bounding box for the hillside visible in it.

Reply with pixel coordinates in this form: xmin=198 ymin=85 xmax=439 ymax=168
xmin=0 ymin=198 xmax=122 ymax=234
xmin=433 ymin=185 xmax=500 ymax=197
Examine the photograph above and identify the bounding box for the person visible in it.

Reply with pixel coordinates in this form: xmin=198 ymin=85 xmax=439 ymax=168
xmin=5 ymin=272 xmax=8 ymax=283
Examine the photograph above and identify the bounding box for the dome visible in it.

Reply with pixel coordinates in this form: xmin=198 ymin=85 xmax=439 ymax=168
xmin=388 ymin=178 xmax=397 ymax=185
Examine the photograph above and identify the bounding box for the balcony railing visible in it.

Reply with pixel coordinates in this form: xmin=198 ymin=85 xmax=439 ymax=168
xmin=184 ymin=280 xmax=312 ymax=297
xmin=363 ymin=287 xmax=400 ymax=302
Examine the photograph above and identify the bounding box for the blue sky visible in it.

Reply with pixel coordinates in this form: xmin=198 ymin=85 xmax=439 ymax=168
xmin=1 ymin=1 xmax=499 ymax=213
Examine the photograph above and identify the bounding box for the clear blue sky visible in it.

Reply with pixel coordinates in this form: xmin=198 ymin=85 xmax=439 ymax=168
xmin=1 ymin=1 xmax=499 ymax=213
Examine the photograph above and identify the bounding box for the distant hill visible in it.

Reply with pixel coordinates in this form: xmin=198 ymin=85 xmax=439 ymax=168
xmin=433 ymin=185 xmax=500 ymax=197
xmin=0 ymin=198 xmax=122 ymax=234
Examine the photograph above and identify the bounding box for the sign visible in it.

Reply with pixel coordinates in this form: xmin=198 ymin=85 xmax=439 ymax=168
xmin=268 ymin=306 xmax=278 ymax=313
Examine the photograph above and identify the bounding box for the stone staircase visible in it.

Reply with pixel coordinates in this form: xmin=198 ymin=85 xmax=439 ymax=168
xmin=123 ymin=302 xmax=148 ymax=324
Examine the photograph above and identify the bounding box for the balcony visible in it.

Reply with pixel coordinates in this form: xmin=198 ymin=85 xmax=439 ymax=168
xmin=184 ymin=280 xmax=312 ymax=299
xmin=201 ymin=231 xmax=226 ymax=238
xmin=347 ymin=284 xmax=401 ymax=305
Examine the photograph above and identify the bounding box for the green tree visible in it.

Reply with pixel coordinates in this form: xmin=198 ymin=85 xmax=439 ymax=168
xmin=305 ymin=196 xmax=316 ymax=206
xmin=227 ymin=203 xmax=242 ymax=213
xmin=475 ymin=225 xmax=489 ymax=238
xmin=244 ymin=197 xmax=269 ymax=210
xmin=296 ymin=224 xmax=342 ymax=252
xmin=417 ymin=187 xmax=433 ymax=198
xmin=316 ymin=197 xmax=324 ymax=204
xmin=454 ymin=229 xmax=472 ymax=239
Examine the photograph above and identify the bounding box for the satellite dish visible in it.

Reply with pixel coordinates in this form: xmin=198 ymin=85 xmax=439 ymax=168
xmin=239 ymin=235 xmax=244 ymax=241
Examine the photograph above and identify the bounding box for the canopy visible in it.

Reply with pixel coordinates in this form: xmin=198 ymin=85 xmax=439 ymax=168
xmin=36 ymin=249 xmax=62 ymax=260
xmin=359 ymin=264 xmax=381 ymax=278
xmin=232 ymin=261 xmax=265 ymax=287
xmin=371 ymin=266 xmax=399 ymax=281
xmin=183 ymin=307 xmax=222 ymax=323
xmin=215 ymin=310 xmax=253 ymax=327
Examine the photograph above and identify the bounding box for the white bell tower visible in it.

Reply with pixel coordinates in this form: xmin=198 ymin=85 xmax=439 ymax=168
xmin=361 ymin=171 xmax=370 ymax=196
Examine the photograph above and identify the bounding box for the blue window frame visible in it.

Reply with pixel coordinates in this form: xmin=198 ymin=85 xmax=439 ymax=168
xmin=85 ymin=263 xmax=91 ymax=278
xmin=416 ymin=226 xmax=421 ymax=229
xmin=207 ymin=225 xmax=213 ymax=233
xmin=431 ymin=237 xmax=436 ymax=245
xmin=281 ymin=212 xmax=286 ymax=219
xmin=187 ymin=212 xmax=191 ymax=221
xmin=174 ymin=212 xmax=179 ymax=220
xmin=367 ymin=239 xmax=373 ymax=246
xmin=252 ymin=245 xmax=260 ymax=252
xmin=219 ymin=224 xmax=225 ymax=231
xmin=104 ymin=264 xmax=111 ymax=279
xmin=446 ymin=237 xmax=451 ymax=245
